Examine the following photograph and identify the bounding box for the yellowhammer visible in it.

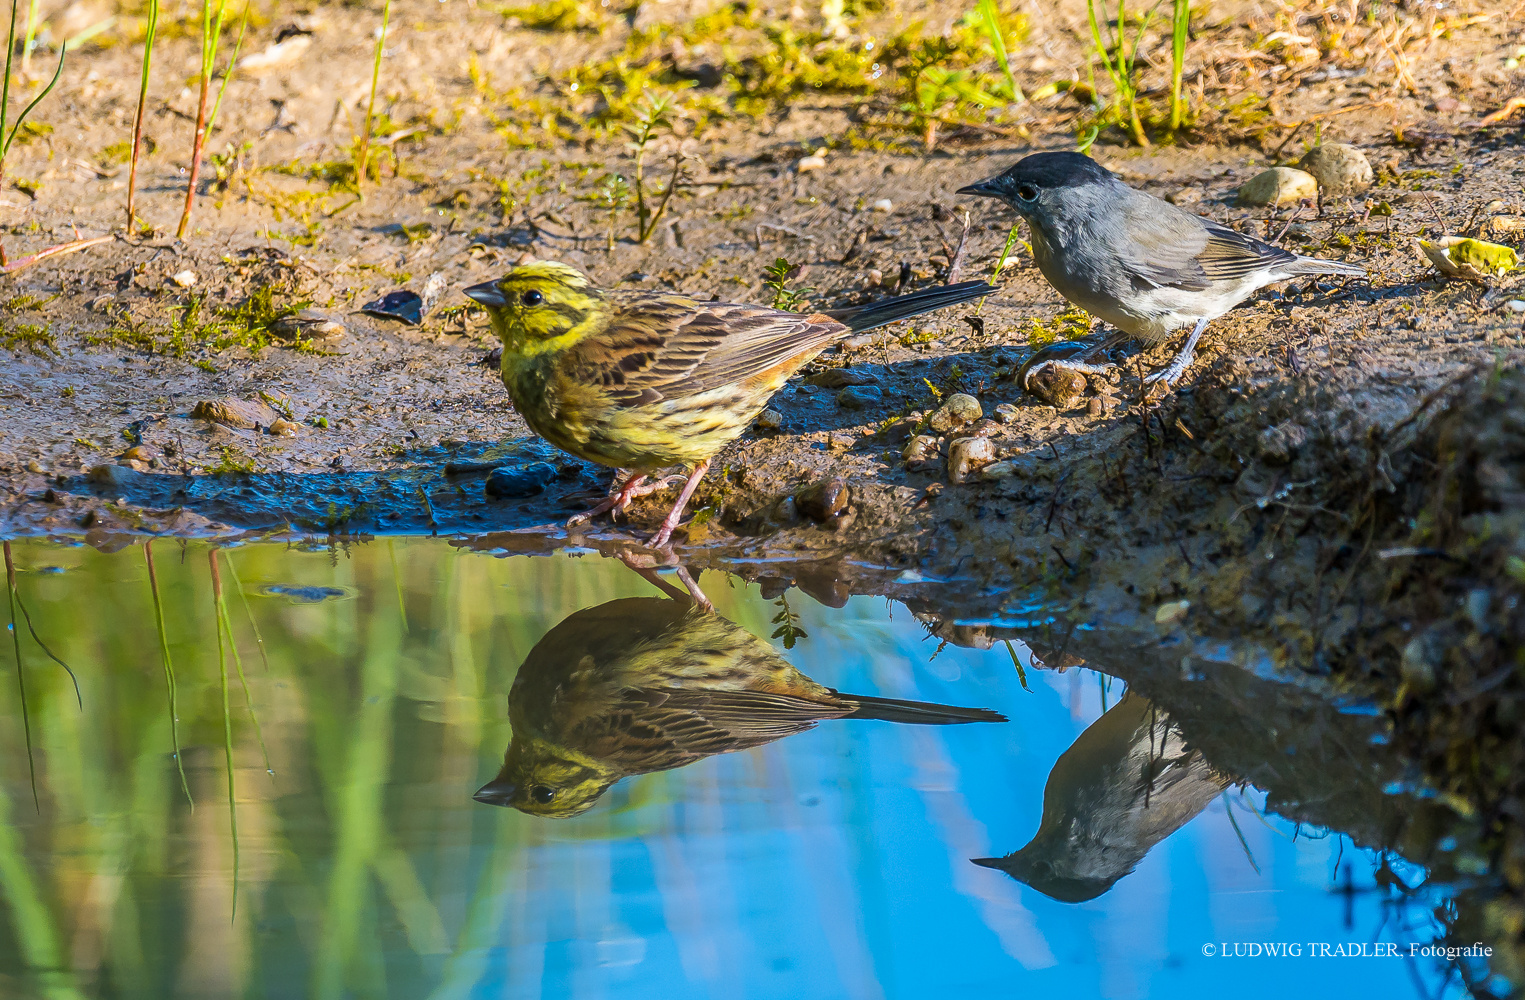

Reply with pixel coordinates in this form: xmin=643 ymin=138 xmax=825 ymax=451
xmin=473 ymin=595 xmax=1006 ymax=817
xmin=464 ymin=262 xmax=993 ymax=546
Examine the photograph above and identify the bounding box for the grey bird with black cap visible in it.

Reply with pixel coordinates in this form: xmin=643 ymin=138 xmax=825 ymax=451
xmin=958 ymin=151 xmax=1367 ymax=388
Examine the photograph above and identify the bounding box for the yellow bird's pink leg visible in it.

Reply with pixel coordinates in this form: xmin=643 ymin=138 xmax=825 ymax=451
xmin=648 ymin=459 xmax=709 ymax=549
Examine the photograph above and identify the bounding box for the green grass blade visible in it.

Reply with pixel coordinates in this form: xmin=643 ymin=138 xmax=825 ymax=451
xmin=3 ymin=41 xmax=66 ymax=160
xmin=976 ymin=0 xmax=1023 ymax=103
xmin=204 ymin=0 xmax=249 ymax=137
xmin=215 ymin=553 xmax=271 ymax=777
xmin=4 ymin=542 xmax=39 ymax=812
xmin=209 ymin=550 xmax=240 ymax=921
xmin=356 ymin=0 xmax=393 ymax=190
xmin=144 ymin=542 xmax=193 ymax=809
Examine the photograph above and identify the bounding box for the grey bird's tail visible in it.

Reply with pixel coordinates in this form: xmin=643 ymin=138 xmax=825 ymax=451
xmin=1289 ymin=255 xmax=1367 ymax=279
xmin=826 ymin=280 xmax=996 ymax=333
xmin=838 ymin=693 xmax=1007 ymax=725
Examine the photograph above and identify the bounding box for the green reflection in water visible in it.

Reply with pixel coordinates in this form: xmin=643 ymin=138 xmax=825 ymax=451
xmin=0 ymin=539 xmax=663 ymax=999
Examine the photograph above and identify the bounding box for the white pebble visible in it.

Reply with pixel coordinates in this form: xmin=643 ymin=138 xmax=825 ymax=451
xmin=1507 ymin=300 xmax=1525 ymax=313
xmin=871 ymin=198 xmax=893 ymax=213
xmin=796 ymin=154 xmax=827 ymax=173
xmin=171 ymin=270 xmax=198 ymax=288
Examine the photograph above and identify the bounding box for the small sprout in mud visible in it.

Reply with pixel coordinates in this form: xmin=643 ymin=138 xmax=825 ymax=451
xmin=310 ymin=416 xmax=329 ymax=429
xmin=207 ymin=447 xmax=256 ymax=477
xmin=1 ymin=323 xmax=57 ymax=356
xmin=1024 ymin=305 xmax=1094 ymax=347
xmin=60 ymin=386 xmax=75 ymax=398
xmin=770 ymin=593 xmax=809 ymax=650
xmin=763 ymin=257 xmax=813 ymax=311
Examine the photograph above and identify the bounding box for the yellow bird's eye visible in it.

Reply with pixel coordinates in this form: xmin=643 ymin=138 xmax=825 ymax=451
xmin=530 ymin=785 xmax=556 ymax=804
xmin=521 ymin=289 xmax=544 ymax=307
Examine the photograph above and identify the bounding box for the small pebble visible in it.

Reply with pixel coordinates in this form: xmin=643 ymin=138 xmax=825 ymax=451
xmin=839 ymin=334 xmax=875 ymax=351
xmin=806 ymin=367 xmax=877 ymax=389
xmin=796 ymin=153 xmax=827 ymax=173
xmin=121 ymin=445 xmax=157 ymax=462
xmin=1507 ymin=300 xmax=1525 ymax=313
xmin=1166 ymin=187 xmax=1202 ymax=206
xmin=485 ymin=462 xmax=557 ymax=499
xmin=272 ymin=309 xmax=347 ymax=343
xmin=927 ymin=393 xmax=982 ymax=433
xmin=947 ymin=436 xmax=996 ymax=484
xmin=756 ymin=408 xmax=783 ymax=430
xmin=870 ymin=198 xmax=893 ymax=213
xmin=26 ymin=459 xmax=44 ymax=473
xmin=1086 ymin=397 xmax=1105 ymax=417
xmin=979 ymin=460 xmax=1017 ymax=481
xmin=1298 ymin=143 xmax=1373 ymax=197
xmin=902 ymin=434 xmax=939 ymax=465
xmin=993 ymin=403 xmax=1020 ymax=424
xmin=1155 ymin=600 xmax=1191 ymax=625
xmin=836 ymin=385 xmax=881 ymax=410
xmin=795 ymin=477 xmax=851 ymax=524
xmin=171 ymin=270 xmax=198 ymax=288
xmin=866 ymin=269 xmax=884 ymax=287
xmin=1236 ymin=167 xmax=1317 ymax=207
xmin=267 ymin=418 xmax=300 ymax=437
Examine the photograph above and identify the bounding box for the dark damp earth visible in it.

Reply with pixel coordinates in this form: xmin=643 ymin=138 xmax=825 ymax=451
xmin=0 ymin=539 xmax=1507 ymax=999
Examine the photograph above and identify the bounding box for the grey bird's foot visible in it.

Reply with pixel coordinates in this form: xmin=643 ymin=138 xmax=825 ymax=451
xmin=1142 ymin=318 xmax=1210 ymax=390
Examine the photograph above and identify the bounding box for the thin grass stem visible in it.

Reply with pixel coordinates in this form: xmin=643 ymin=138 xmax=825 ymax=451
xmin=1169 ymin=0 xmax=1188 ymax=131
xmin=144 ymin=541 xmax=193 ymax=808
xmin=213 ymin=553 xmax=270 ymax=776
xmin=126 ymin=0 xmax=158 ymax=228
xmin=209 ymin=550 xmax=240 ymax=920
xmin=4 ymin=542 xmax=39 ymax=812
xmin=355 ymin=0 xmax=392 ymax=192
xmin=174 ymin=0 xmax=231 ymax=239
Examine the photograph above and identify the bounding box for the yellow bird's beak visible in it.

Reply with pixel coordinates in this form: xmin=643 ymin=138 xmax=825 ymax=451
xmin=464 ymin=280 xmax=508 ymax=308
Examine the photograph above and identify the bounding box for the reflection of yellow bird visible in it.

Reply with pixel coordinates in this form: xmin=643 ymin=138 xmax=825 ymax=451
xmin=973 ymin=692 xmax=1229 ymax=901
xmin=463 ymin=262 xmax=993 ymax=546
xmin=474 ymin=597 xmax=1006 ymax=818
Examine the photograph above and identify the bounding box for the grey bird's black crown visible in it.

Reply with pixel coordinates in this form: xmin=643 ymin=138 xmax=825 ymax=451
xmin=958 ymin=151 xmax=1116 ymax=198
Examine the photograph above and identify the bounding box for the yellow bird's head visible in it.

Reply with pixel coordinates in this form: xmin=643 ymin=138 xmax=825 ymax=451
xmin=463 ymin=261 xmax=609 ymax=357
xmin=472 ymin=735 xmax=618 ymax=819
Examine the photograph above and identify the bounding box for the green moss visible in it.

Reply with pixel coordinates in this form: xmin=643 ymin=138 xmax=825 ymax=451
xmin=1 ymin=322 xmax=58 ymax=356
xmin=206 ymin=447 xmax=256 ymax=477
xmin=1023 ymin=305 xmax=1093 ymax=347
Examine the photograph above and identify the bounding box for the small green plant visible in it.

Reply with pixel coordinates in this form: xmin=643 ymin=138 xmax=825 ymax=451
xmin=624 ymin=94 xmax=692 ymax=244
xmin=1 ymin=0 xmax=66 ymax=193
xmin=175 ymin=0 xmax=250 ymax=239
xmin=769 ymin=593 xmax=808 ymax=650
xmin=1168 ymin=0 xmax=1189 ymax=132
xmin=355 ymin=0 xmax=393 ymax=194
xmin=494 ymin=0 xmax=606 ymax=32
xmin=590 ymin=173 xmax=631 ymax=251
xmin=207 ymin=446 xmax=256 ymax=476
xmin=1085 ymin=0 xmax=1156 ymax=146
xmin=762 ymin=258 xmax=812 ymax=311
xmin=973 ymin=0 xmax=1024 ymax=103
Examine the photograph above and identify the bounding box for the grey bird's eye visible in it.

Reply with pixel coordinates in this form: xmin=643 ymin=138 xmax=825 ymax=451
xmin=521 ymin=289 xmax=544 ymax=306
xmin=1016 ymin=185 xmax=1039 ymax=203
xmin=530 ymin=785 xmax=556 ymax=803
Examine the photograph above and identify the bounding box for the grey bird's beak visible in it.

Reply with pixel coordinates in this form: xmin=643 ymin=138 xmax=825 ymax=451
xmin=970 ymin=856 xmax=1006 ymax=869
xmin=463 ymin=280 xmax=508 ymax=308
xmin=473 ymin=778 xmax=516 ymax=807
xmin=957 ymin=178 xmax=1002 ymax=198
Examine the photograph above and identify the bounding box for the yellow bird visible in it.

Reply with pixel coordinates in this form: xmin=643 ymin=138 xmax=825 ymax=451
xmin=473 ymin=596 xmax=1006 ymax=817
xmin=465 ymin=262 xmax=993 ymax=546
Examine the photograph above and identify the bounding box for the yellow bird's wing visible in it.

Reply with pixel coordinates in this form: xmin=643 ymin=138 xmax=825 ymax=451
xmin=581 ymin=687 xmax=850 ymax=774
xmin=562 ymin=293 xmax=845 ymax=406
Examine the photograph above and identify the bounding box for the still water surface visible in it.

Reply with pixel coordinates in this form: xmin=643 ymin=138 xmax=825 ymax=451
xmin=0 ymin=538 xmax=1495 ymax=998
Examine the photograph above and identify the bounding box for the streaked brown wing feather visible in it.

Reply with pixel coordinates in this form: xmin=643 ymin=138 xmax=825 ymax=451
xmin=565 ymin=293 xmax=845 ymax=407
xmin=580 ymin=686 xmax=849 ymax=773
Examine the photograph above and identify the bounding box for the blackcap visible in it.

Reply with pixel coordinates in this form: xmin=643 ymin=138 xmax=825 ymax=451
xmin=959 ymin=151 xmax=1367 ymax=387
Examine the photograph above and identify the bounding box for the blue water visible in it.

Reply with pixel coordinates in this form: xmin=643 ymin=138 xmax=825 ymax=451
xmin=0 ymin=540 xmax=1491 ymax=999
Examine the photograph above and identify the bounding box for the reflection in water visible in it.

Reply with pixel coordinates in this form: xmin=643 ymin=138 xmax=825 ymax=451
xmin=975 ymin=691 xmax=1230 ymax=902
xmin=474 ymin=596 xmax=1007 ymax=817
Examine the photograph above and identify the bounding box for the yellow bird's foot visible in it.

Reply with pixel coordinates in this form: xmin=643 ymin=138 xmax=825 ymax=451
xmin=647 ymin=460 xmax=710 ymax=550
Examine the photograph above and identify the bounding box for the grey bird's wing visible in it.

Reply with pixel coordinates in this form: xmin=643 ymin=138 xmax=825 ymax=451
xmin=1117 ymin=194 xmax=1299 ymax=291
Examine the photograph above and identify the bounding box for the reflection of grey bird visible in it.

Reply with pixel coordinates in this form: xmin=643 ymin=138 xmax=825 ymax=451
xmin=973 ymin=691 xmax=1229 ymax=901
xmin=473 ymin=597 xmax=1006 ymax=818
xmin=959 ymin=152 xmax=1366 ymax=388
